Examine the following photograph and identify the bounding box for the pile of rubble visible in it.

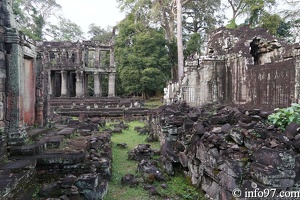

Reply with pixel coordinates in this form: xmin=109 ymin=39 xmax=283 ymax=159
xmin=149 ymin=103 xmax=300 ymax=199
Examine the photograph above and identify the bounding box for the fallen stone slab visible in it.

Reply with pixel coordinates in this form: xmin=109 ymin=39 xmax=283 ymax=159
xmin=57 ymin=128 xmax=76 ymax=138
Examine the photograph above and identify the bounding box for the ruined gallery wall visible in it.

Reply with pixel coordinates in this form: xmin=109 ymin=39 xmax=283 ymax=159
xmin=179 ymin=26 xmax=300 ymax=109
xmin=182 ymin=59 xmax=228 ymax=107
xmin=36 ymin=41 xmax=116 ymax=101
xmin=0 ymin=0 xmax=7 ymax=155
xmin=0 ymin=0 xmax=38 ymax=147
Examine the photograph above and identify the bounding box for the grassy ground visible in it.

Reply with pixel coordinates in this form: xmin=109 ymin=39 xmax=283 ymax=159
xmin=143 ymin=98 xmax=163 ymax=109
xmin=104 ymin=121 xmax=206 ymax=200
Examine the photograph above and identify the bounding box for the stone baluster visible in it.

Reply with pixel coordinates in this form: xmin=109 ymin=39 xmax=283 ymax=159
xmin=61 ymin=71 xmax=68 ymax=97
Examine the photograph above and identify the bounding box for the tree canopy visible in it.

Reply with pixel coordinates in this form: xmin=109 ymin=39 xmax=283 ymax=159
xmin=115 ymin=13 xmax=171 ymax=97
xmin=13 ymin=0 xmax=84 ymax=41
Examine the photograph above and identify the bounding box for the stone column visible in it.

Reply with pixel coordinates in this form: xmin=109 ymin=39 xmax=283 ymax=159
xmin=295 ymin=59 xmax=300 ymax=104
xmin=61 ymin=70 xmax=68 ymax=97
xmin=48 ymin=70 xmax=52 ymax=96
xmin=94 ymin=72 xmax=102 ymax=97
xmin=94 ymin=48 xmax=100 ymax=68
xmin=108 ymin=72 xmax=116 ymax=96
xmin=76 ymin=71 xmax=84 ymax=97
xmin=110 ymin=46 xmax=115 ymax=68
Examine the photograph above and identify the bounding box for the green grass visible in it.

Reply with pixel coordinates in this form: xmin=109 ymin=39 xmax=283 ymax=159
xmin=143 ymin=98 xmax=163 ymax=109
xmin=104 ymin=121 xmax=206 ymax=200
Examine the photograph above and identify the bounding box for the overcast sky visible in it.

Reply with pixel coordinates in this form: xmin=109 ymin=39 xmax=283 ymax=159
xmin=55 ymin=0 xmax=125 ymax=34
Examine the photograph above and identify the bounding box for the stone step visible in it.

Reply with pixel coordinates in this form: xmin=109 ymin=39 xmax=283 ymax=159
xmin=56 ymin=127 xmax=76 ymax=138
xmin=8 ymin=142 xmax=46 ymax=156
xmin=27 ymin=128 xmax=50 ymax=141
xmin=0 ymin=160 xmax=36 ymax=199
xmin=46 ymin=135 xmax=64 ymax=149
xmin=0 ymin=159 xmax=36 ymax=173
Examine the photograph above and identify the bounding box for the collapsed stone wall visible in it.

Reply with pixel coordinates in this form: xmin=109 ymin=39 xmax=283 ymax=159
xmin=166 ymin=26 xmax=300 ymax=110
xmin=149 ymin=103 xmax=300 ymax=199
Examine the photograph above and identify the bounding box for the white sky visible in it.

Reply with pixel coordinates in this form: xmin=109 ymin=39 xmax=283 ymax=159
xmin=55 ymin=0 xmax=125 ymax=34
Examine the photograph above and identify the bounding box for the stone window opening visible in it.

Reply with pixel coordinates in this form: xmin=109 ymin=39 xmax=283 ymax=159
xmin=71 ymin=52 xmax=76 ymax=63
xmin=250 ymin=38 xmax=260 ymax=65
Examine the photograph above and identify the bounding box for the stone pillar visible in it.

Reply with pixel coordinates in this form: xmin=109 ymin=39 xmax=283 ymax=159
xmin=110 ymin=46 xmax=115 ymax=68
xmin=61 ymin=70 xmax=68 ymax=97
xmin=48 ymin=70 xmax=52 ymax=96
xmin=76 ymin=71 xmax=84 ymax=97
xmin=295 ymin=59 xmax=300 ymax=104
xmin=94 ymin=48 xmax=100 ymax=68
xmin=108 ymin=45 xmax=116 ymax=97
xmin=94 ymin=72 xmax=102 ymax=97
xmin=108 ymin=73 xmax=116 ymax=96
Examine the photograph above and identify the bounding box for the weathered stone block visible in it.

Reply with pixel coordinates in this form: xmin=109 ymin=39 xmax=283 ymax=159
xmin=252 ymin=147 xmax=295 ymax=170
xmin=250 ymin=162 xmax=295 ymax=187
xmin=75 ymin=173 xmax=99 ymax=190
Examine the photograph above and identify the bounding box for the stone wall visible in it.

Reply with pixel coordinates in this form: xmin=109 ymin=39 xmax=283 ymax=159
xmin=149 ymin=103 xmax=300 ymax=199
xmin=0 ymin=0 xmax=38 ymax=150
xmin=0 ymin=0 xmax=7 ymax=159
xmin=165 ymin=26 xmax=300 ymax=110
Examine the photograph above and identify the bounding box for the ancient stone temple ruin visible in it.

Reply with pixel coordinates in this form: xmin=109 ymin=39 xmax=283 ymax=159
xmin=0 ymin=0 xmax=118 ymax=146
xmin=2 ymin=0 xmax=300 ymax=199
xmin=36 ymin=40 xmax=116 ymax=99
xmin=165 ymin=26 xmax=300 ymax=109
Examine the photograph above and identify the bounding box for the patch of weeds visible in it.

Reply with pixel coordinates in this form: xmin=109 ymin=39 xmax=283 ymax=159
xmin=1 ymin=156 xmax=10 ymax=164
xmin=31 ymin=185 xmax=40 ymax=199
xmin=26 ymin=138 xmax=34 ymax=145
xmin=268 ymin=103 xmax=300 ymax=130
xmin=70 ymin=131 xmax=81 ymax=139
xmin=158 ymin=174 xmax=206 ymax=200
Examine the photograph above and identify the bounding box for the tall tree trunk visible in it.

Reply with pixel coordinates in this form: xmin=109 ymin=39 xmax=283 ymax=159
xmin=177 ymin=0 xmax=184 ymax=82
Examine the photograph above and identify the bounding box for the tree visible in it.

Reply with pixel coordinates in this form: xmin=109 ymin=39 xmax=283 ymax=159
xmin=141 ymin=68 xmax=165 ymax=98
xmin=182 ymin=0 xmax=222 ymax=57
xmin=259 ymin=13 xmax=291 ymax=38
xmin=280 ymin=0 xmax=300 ymax=42
xmin=46 ymin=17 xmax=84 ymax=41
xmin=13 ymin=0 xmax=62 ymax=40
xmin=224 ymin=0 xmax=275 ymax=28
xmin=87 ymin=24 xmax=113 ymax=43
xmin=115 ymin=14 xmax=172 ymax=97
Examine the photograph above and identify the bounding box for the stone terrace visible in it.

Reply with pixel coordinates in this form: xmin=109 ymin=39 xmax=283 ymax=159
xmin=0 ymin=117 xmax=113 ymax=199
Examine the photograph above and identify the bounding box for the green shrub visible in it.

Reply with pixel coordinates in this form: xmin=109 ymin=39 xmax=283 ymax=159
xmin=268 ymin=103 xmax=300 ymax=130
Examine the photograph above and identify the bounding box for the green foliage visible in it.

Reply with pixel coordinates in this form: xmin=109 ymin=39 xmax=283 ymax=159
xmin=226 ymin=19 xmax=238 ymax=29
xmin=47 ymin=17 xmax=84 ymax=41
xmin=141 ymin=68 xmax=165 ymax=97
xmin=245 ymin=0 xmax=275 ymax=27
xmin=115 ymin=14 xmax=171 ymax=97
xmin=258 ymin=13 xmax=292 ymax=38
xmin=182 ymin=0 xmax=221 ymax=57
xmin=277 ymin=20 xmax=292 ymax=38
xmin=268 ymin=103 xmax=300 ymax=130
xmin=184 ymin=33 xmax=202 ymax=57
xmin=87 ymin=24 xmax=113 ymax=42
xmin=13 ymin=0 xmax=62 ymax=40
xmin=104 ymin=121 xmax=160 ymax=200
xmin=158 ymin=175 xmax=206 ymax=200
